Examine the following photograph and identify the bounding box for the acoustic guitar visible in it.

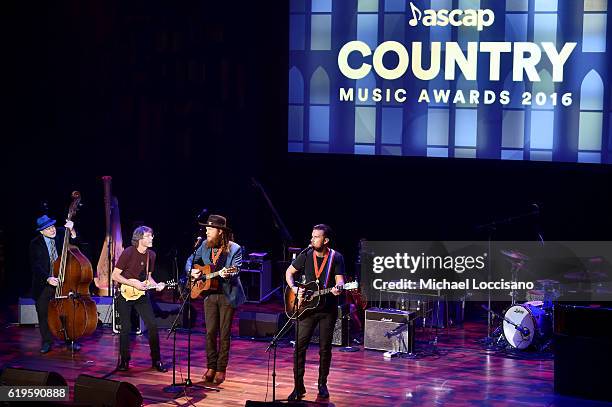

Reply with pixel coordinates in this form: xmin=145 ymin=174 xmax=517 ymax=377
xmin=190 ymin=264 xmax=238 ymax=299
xmin=120 ymin=279 xmax=177 ymax=301
xmin=284 ymin=281 xmax=359 ymax=319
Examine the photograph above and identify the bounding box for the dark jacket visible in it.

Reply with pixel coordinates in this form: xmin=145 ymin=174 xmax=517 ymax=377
xmin=29 ymin=229 xmax=67 ymax=299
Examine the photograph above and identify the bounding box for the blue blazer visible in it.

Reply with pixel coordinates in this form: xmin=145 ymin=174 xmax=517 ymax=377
xmin=185 ymin=241 xmax=246 ymax=308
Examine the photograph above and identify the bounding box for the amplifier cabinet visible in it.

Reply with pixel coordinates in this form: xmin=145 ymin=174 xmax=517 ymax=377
xmin=241 ymin=260 xmax=272 ymax=303
xmin=239 ymin=311 xmax=287 ymax=338
xmin=364 ymin=308 xmax=415 ymax=353
xmin=311 ymin=304 xmax=349 ymax=346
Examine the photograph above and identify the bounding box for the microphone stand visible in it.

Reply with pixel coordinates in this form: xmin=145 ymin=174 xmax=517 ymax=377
xmin=262 ymin=246 xmax=310 ymax=402
xmin=265 ymin=301 xmax=299 ymax=402
xmin=163 ymin=238 xmax=219 ymax=397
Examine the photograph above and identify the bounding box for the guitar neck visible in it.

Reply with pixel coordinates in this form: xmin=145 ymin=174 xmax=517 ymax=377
xmin=312 ymin=287 xmax=335 ymax=298
xmin=204 ymin=271 xmax=222 ymax=280
xmin=200 ymin=267 xmax=236 ymax=280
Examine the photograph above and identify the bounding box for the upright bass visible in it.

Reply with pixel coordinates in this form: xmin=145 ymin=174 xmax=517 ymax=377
xmin=47 ymin=191 xmax=98 ymax=343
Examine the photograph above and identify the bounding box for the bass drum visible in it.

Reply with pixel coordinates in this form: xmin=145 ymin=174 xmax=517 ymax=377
xmin=503 ymin=302 xmax=551 ymax=349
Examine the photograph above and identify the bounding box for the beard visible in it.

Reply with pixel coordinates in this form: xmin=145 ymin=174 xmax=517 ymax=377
xmin=313 ymin=244 xmax=328 ymax=254
xmin=206 ymin=234 xmax=222 ymax=249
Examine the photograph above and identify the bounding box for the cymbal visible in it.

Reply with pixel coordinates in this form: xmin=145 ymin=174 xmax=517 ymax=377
xmin=500 ymin=249 xmax=529 ymax=261
xmin=536 ymin=279 xmax=560 ymax=286
xmin=563 ymin=270 xmax=609 ymax=282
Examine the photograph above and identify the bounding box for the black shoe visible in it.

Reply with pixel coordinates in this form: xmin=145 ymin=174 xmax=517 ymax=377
xmin=318 ymin=384 xmax=330 ymax=398
xmin=152 ymin=360 xmax=168 ymax=373
xmin=117 ymin=358 xmax=129 ymax=371
xmin=288 ymin=388 xmax=306 ymax=401
xmin=40 ymin=343 xmax=52 ymax=354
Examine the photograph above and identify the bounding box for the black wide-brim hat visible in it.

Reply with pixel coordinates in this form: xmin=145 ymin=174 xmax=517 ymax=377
xmin=199 ymin=214 xmax=231 ymax=231
xmin=36 ymin=215 xmax=57 ymax=231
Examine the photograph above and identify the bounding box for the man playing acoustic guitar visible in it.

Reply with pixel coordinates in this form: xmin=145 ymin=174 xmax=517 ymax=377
xmin=186 ymin=214 xmax=245 ymax=385
xmin=111 ymin=226 xmax=167 ymax=372
xmin=285 ymin=224 xmax=345 ymax=401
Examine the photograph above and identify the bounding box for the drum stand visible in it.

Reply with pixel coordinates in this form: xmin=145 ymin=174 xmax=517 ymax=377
xmin=508 ymin=260 xmax=525 ymax=306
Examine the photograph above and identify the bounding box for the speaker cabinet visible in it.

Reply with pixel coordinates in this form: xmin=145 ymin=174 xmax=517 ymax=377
xmin=0 ymin=367 xmax=67 ymax=386
xmin=239 ymin=311 xmax=287 ymax=338
xmin=364 ymin=308 xmax=415 ymax=353
xmin=554 ymin=334 xmax=612 ymax=401
xmin=152 ymin=301 xmax=196 ymax=329
xmin=93 ymin=295 xmax=113 ymax=325
xmin=18 ymin=297 xmax=38 ymax=325
xmin=74 ymin=374 xmax=142 ymax=407
xmin=241 ymin=260 xmax=272 ymax=303
xmin=311 ymin=304 xmax=349 ymax=346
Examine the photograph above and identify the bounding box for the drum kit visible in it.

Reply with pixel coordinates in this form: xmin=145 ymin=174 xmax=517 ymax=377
xmin=489 ymin=249 xmax=612 ymax=352
xmin=491 ymin=250 xmax=559 ymax=352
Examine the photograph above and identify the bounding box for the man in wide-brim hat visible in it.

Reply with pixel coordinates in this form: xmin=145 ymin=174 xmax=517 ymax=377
xmin=29 ymin=215 xmax=77 ymax=353
xmin=187 ymin=214 xmax=245 ymax=385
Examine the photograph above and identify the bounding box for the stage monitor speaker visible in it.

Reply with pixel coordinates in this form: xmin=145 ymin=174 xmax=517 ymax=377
xmin=245 ymin=401 xmax=317 ymax=406
xmin=239 ymin=311 xmax=287 ymax=338
xmin=0 ymin=367 xmax=67 ymax=386
xmin=74 ymin=374 xmax=142 ymax=407
xmin=364 ymin=308 xmax=415 ymax=353
xmin=311 ymin=304 xmax=349 ymax=346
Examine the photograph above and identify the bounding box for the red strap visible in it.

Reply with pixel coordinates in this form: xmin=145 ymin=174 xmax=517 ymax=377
xmin=313 ymin=248 xmax=329 ymax=280
xmin=211 ymin=247 xmax=223 ymax=265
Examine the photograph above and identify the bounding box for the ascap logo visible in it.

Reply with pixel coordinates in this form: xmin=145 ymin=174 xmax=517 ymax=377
xmin=408 ymin=1 xmax=495 ymax=32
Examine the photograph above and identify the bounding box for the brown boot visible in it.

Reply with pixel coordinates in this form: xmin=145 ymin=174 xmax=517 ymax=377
xmin=213 ymin=371 xmax=225 ymax=384
xmin=203 ymin=368 xmax=216 ymax=382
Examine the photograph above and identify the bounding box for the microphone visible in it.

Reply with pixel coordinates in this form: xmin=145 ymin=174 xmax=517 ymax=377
xmin=299 ymin=245 xmax=312 ymax=255
xmin=193 ymin=236 xmax=204 ymax=249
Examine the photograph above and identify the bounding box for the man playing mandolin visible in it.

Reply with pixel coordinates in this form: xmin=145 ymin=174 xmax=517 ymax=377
xmin=111 ymin=226 xmax=167 ymax=372
xmin=186 ymin=214 xmax=245 ymax=385
xmin=285 ymin=224 xmax=345 ymax=401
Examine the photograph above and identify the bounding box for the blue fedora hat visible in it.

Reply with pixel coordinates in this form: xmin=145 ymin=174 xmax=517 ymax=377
xmin=36 ymin=215 xmax=56 ymax=231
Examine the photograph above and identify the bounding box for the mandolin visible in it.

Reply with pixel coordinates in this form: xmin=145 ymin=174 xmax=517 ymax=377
xmin=120 ymin=279 xmax=177 ymax=301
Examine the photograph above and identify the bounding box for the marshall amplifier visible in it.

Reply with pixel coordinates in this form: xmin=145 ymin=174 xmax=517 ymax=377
xmin=364 ymin=308 xmax=415 ymax=353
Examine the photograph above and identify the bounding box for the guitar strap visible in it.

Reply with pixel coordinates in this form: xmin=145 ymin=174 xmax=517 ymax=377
xmin=323 ymin=249 xmax=335 ymax=288
xmin=145 ymin=251 xmax=150 ymax=283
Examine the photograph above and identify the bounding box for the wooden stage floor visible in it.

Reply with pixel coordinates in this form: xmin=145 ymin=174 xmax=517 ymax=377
xmin=1 ymin=318 xmax=610 ymax=407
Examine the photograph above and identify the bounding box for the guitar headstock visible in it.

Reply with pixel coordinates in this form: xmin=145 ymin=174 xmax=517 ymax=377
xmin=342 ymin=281 xmax=359 ymax=291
